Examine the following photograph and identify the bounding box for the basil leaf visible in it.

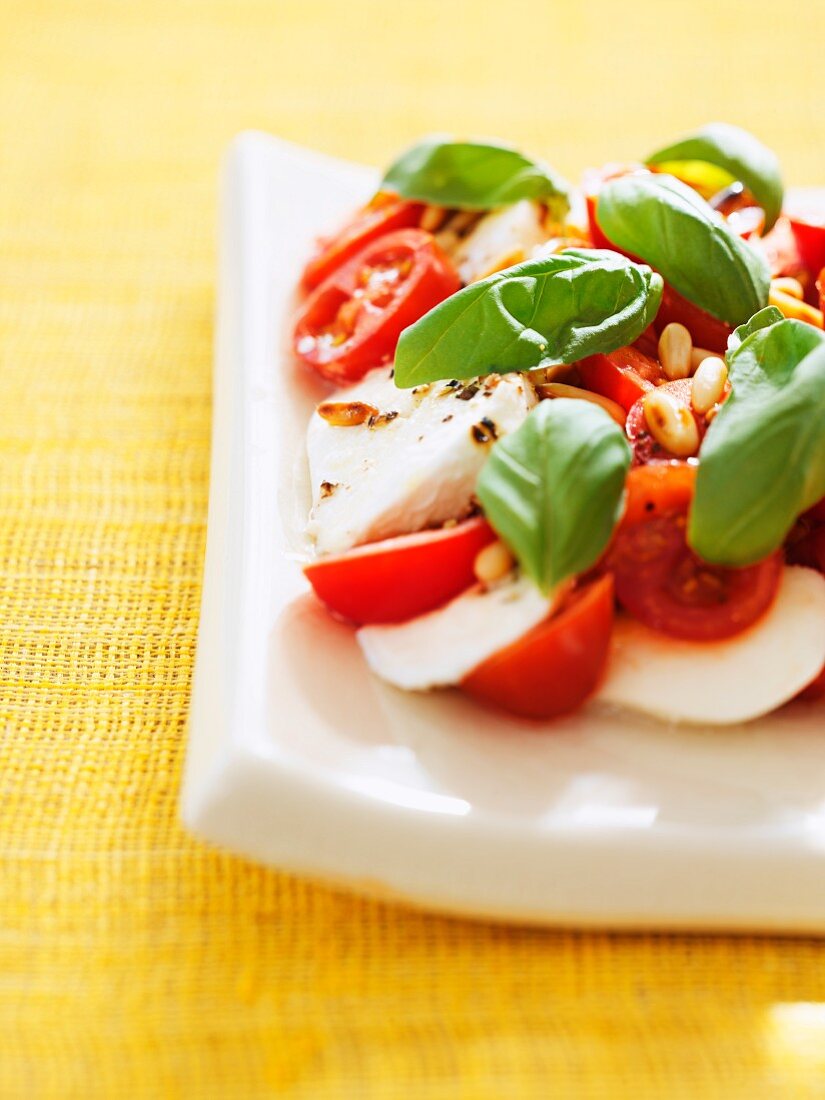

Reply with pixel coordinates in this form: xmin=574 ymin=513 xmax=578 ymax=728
xmin=727 ymin=305 xmax=784 ymax=353
xmin=596 ymin=173 xmax=770 ymax=327
xmin=647 ymin=122 xmax=784 ymax=232
xmin=393 ymin=249 xmax=662 ymax=388
xmin=689 ymin=317 xmax=825 ymax=566
xmin=381 ymin=137 xmax=570 ymax=219
xmin=477 ymin=399 xmax=631 ymax=593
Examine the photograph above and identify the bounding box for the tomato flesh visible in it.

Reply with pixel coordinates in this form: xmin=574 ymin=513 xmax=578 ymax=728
xmin=301 ymin=194 xmax=424 ymax=290
xmin=461 ymin=575 xmax=614 ymax=720
xmin=578 ymin=346 xmax=663 ymax=413
xmin=304 ymin=518 xmax=495 ymax=625
xmin=608 ymin=465 xmax=783 ymax=641
xmin=788 ymin=216 xmax=825 ymax=280
xmin=294 ymin=228 xmax=461 ymax=384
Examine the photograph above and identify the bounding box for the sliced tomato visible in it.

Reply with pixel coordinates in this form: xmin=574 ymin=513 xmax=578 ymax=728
xmin=620 ymin=461 xmax=697 ymax=526
xmin=654 ymin=284 xmax=732 ymax=353
xmin=761 ymin=216 xmax=804 ymax=279
xmin=304 ymin=518 xmax=495 ymax=625
xmin=607 ymin=465 xmax=783 ymax=641
xmin=293 ymin=229 xmax=461 ymax=384
xmin=301 ymin=193 xmax=424 ymax=290
xmin=578 ymin=346 xmax=663 ymax=413
xmin=625 ymin=378 xmax=709 ymax=465
xmin=461 ymin=575 xmax=614 ymax=720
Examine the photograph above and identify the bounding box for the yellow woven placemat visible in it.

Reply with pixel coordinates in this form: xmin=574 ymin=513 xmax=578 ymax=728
xmin=2 ymin=2 xmax=825 ymax=1096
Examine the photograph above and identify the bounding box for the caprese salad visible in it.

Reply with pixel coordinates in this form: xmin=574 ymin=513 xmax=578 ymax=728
xmin=292 ymin=124 xmax=825 ymax=725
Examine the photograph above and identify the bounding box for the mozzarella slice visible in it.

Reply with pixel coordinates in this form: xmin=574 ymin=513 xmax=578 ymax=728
xmin=306 ymin=367 xmax=536 ymax=555
xmin=452 ymin=200 xmax=548 ymax=283
xmin=358 ymin=574 xmax=554 ymax=691
xmin=597 ymin=566 xmax=825 ymax=726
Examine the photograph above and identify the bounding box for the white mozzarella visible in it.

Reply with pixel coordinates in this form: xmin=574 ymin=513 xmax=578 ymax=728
xmin=357 ymin=574 xmax=554 ymax=691
xmin=597 ymin=566 xmax=825 ymax=726
xmin=306 ymin=367 xmax=536 ymax=555
xmin=452 ymin=200 xmax=547 ymax=283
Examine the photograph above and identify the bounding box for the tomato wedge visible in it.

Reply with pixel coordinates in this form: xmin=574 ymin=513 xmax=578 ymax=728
xmin=788 ymin=213 xmax=825 ymax=280
xmin=625 ymin=379 xmax=709 ymax=465
xmin=578 ymin=346 xmax=663 ymax=413
xmin=461 ymin=575 xmax=614 ymax=720
xmin=293 ymin=229 xmax=461 ymax=384
xmin=304 ymin=518 xmax=495 ymax=625
xmin=301 ymin=193 xmax=424 ymax=290
xmin=654 ymin=284 xmax=732 ymax=353
xmin=607 ymin=464 xmax=783 ymax=641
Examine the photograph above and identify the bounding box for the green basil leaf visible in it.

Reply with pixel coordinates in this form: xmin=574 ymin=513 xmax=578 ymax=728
xmin=393 ymin=249 xmax=662 ymax=388
xmin=381 ymin=137 xmax=570 ymax=219
xmin=596 ymin=173 xmax=770 ymax=328
xmin=647 ymin=122 xmax=784 ymax=232
xmin=727 ymin=305 xmax=784 ymax=353
xmin=477 ymin=399 xmax=631 ymax=593
xmin=688 ymin=317 xmax=825 ymax=566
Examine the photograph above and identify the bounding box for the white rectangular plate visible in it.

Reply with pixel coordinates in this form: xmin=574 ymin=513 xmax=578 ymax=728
xmin=182 ymin=131 xmax=825 ymax=932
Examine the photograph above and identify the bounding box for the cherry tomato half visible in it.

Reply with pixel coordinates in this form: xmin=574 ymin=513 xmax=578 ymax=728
xmin=293 ymin=228 xmax=461 ymax=384
xmin=304 ymin=517 xmax=495 ymax=625
xmin=461 ymin=575 xmax=615 ymax=720
xmin=301 ymin=193 xmax=425 ymax=290
xmin=578 ymin=346 xmax=663 ymax=413
xmin=607 ymin=465 xmax=783 ymax=641
xmin=625 ymin=379 xmax=709 ymax=465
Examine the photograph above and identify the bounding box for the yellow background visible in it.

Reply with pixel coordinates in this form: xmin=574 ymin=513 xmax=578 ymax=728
xmin=2 ymin=1 xmax=825 ymax=1096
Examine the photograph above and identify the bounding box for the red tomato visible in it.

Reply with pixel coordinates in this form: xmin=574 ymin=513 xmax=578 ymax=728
xmin=301 ymin=193 xmax=424 ymax=290
xmin=461 ymin=576 xmax=615 ymax=720
xmin=760 ymin=216 xmax=804 ymax=279
xmin=620 ymin=461 xmax=697 ymax=526
xmin=578 ymin=346 xmax=663 ymax=413
xmin=788 ymin=215 xmax=825 ymax=280
xmin=607 ymin=465 xmax=783 ymax=641
xmin=625 ymin=379 xmax=709 ymax=465
xmin=304 ymin=518 xmax=495 ymax=625
xmin=293 ymin=229 xmax=461 ymax=384
xmin=654 ymin=284 xmax=732 ymax=353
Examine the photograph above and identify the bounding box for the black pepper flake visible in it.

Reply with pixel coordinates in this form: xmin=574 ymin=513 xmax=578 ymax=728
xmin=369 ymin=410 xmax=399 ymax=428
xmin=320 ymin=481 xmax=339 ymax=499
xmin=442 ymin=414 xmax=454 ymax=423
xmin=470 ymin=417 xmax=498 ymax=445
xmin=456 ymin=382 xmax=481 ymax=401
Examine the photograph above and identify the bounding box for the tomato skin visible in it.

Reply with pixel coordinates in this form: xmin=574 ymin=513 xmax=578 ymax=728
xmin=304 ymin=518 xmax=495 ymax=625
xmin=654 ymin=284 xmax=732 ymax=353
xmin=788 ymin=217 xmax=825 ymax=280
xmin=578 ymin=346 xmax=663 ymax=413
xmin=625 ymin=379 xmax=708 ymax=465
xmin=461 ymin=576 xmax=614 ymax=720
xmin=293 ymin=229 xmax=461 ymax=384
xmin=301 ymin=194 xmax=424 ymax=290
xmin=607 ymin=465 xmax=783 ymax=641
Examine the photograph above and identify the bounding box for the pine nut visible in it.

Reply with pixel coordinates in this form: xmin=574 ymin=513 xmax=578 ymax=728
xmin=316 ymin=401 xmax=378 ymax=427
xmin=420 ymin=205 xmax=448 ymax=233
xmin=474 ymin=540 xmax=515 ymax=585
xmin=658 ymin=322 xmax=693 ymax=380
xmin=705 ymin=403 xmax=721 ymax=422
xmin=768 ymin=287 xmax=825 ymax=328
xmin=690 ymin=346 xmax=717 ymax=373
xmin=642 ymin=389 xmax=700 ymax=457
xmin=538 ymin=382 xmax=626 ymax=426
xmin=770 ymin=276 xmax=804 ymax=300
xmin=691 ymin=357 xmax=728 ymax=414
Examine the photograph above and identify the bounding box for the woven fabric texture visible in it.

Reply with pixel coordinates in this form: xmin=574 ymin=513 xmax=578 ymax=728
xmin=2 ymin=2 xmax=825 ymax=1096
